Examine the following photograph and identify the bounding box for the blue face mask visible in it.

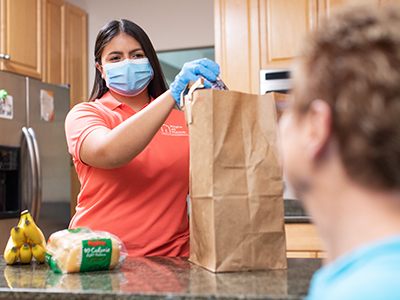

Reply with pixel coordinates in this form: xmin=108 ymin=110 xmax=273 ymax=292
xmin=103 ymin=58 xmax=154 ymax=96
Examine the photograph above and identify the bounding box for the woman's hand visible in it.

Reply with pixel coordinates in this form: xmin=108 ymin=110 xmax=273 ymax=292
xmin=170 ymin=58 xmax=220 ymax=103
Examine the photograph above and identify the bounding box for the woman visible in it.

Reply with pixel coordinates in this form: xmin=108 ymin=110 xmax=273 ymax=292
xmin=65 ymin=19 xmax=219 ymax=257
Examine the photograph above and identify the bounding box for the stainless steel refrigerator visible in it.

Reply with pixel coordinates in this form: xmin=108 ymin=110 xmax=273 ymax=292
xmin=0 ymin=70 xmax=71 ymax=251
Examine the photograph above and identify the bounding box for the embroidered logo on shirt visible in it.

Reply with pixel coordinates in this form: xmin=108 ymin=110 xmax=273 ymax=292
xmin=161 ymin=124 xmax=188 ymax=136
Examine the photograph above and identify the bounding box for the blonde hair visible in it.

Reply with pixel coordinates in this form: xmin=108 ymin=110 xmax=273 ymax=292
xmin=293 ymin=4 xmax=400 ymax=190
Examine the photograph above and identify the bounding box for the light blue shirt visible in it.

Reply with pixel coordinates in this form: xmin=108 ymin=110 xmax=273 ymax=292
xmin=306 ymin=234 xmax=400 ymax=300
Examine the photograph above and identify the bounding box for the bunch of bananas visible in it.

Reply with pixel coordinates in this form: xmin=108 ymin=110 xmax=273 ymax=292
xmin=3 ymin=210 xmax=47 ymax=265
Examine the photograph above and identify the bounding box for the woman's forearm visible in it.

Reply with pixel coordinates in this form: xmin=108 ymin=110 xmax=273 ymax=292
xmin=80 ymin=90 xmax=176 ymax=169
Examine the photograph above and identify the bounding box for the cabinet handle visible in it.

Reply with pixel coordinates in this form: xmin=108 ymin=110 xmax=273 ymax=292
xmin=0 ymin=54 xmax=10 ymax=60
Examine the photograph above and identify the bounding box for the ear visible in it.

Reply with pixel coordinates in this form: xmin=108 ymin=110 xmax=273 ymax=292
xmin=95 ymin=62 xmax=104 ymax=79
xmin=304 ymin=99 xmax=332 ymax=160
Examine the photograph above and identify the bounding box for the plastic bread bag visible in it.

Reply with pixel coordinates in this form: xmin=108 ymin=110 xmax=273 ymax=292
xmin=45 ymin=228 xmax=127 ymax=274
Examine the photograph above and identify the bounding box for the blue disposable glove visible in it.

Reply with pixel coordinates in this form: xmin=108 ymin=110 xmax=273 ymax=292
xmin=170 ymin=58 xmax=220 ymax=103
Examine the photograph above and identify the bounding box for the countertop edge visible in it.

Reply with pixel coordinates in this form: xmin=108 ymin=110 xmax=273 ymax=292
xmin=0 ymin=289 xmax=306 ymax=300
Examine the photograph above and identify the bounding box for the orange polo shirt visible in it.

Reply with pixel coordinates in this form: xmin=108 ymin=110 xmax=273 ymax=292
xmin=65 ymin=92 xmax=189 ymax=257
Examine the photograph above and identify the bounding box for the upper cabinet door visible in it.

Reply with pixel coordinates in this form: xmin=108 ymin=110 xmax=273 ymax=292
xmin=260 ymin=0 xmax=318 ymax=70
xmin=318 ymin=0 xmax=380 ymax=20
xmin=214 ymin=0 xmax=261 ymax=94
xmin=0 ymin=0 xmax=42 ymax=78
xmin=42 ymin=0 xmax=65 ymax=84
xmin=64 ymin=2 xmax=87 ymax=106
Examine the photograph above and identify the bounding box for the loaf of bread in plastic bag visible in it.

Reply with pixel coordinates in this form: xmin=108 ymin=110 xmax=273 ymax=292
xmin=45 ymin=228 xmax=127 ymax=274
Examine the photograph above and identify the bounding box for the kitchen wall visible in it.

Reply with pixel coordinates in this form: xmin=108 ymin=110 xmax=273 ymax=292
xmin=64 ymin=0 xmax=215 ymax=99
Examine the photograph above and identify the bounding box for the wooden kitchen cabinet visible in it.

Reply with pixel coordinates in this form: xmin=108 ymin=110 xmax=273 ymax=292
xmin=42 ymin=0 xmax=87 ymax=107
xmin=215 ymin=0 xmax=388 ymax=95
xmin=64 ymin=2 xmax=88 ymax=107
xmin=214 ymin=0 xmax=317 ymax=94
xmin=0 ymin=0 xmax=42 ymax=78
xmin=259 ymin=0 xmax=317 ymax=70
xmin=42 ymin=0 xmax=65 ymax=84
xmin=318 ymin=0 xmax=380 ymax=20
xmin=214 ymin=0 xmax=260 ymax=94
xmin=285 ymin=223 xmax=326 ymax=259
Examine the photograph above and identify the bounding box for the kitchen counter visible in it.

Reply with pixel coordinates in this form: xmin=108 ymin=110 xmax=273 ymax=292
xmin=0 ymin=256 xmax=321 ymax=300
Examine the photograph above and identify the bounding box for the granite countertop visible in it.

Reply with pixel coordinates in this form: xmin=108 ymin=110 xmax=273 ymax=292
xmin=0 ymin=256 xmax=321 ymax=300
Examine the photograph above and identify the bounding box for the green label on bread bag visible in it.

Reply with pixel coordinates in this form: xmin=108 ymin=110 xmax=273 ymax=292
xmin=45 ymin=252 xmax=62 ymax=274
xmin=67 ymin=228 xmax=84 ymax=233
xmin=80 ymin=238 xmax=112 ymax=272
xmin=45 ymin=252 xmax=52 ymax=265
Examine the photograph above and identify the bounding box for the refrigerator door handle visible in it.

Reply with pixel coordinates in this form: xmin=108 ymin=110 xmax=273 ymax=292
xmin=28 ymin=127 xmax=42 ymax=222
xmin=21 ymin=127 xmax=38 ymax=221
xmin=28 ymin=127 xmax=41 ymax=222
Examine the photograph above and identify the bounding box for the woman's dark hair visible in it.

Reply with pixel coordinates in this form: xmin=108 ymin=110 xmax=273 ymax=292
xmin=88 ymin=19 xmax=168 ymax=102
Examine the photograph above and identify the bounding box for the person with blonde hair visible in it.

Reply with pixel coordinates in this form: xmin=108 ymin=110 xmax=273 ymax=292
xmin=279 ymin=3 xmax=400 ymax=299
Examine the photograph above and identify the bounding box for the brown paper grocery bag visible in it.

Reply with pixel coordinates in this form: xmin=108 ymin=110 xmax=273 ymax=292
xmin=182 ymin=80 xmax=287 ymax=272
